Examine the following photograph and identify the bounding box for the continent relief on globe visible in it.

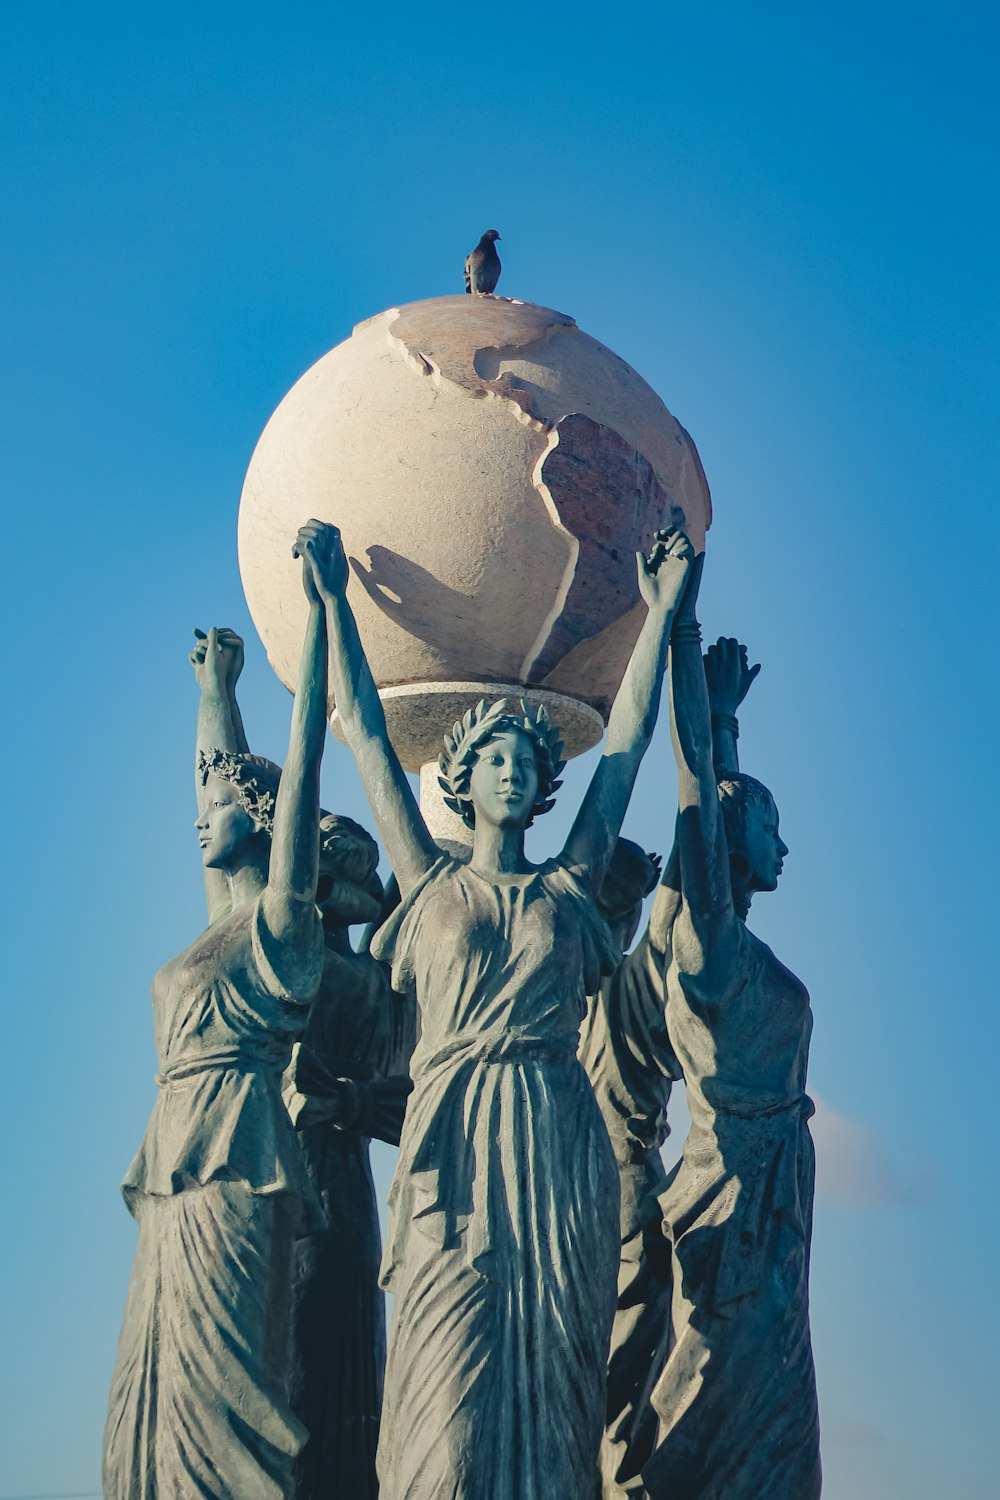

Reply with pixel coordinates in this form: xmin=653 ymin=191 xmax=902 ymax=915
xmin=238 ymin=295 xmax=712 ymax=769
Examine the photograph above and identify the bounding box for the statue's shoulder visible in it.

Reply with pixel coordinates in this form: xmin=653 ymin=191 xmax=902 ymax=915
xmin=369 ymin=853 xmax=458 ymax=971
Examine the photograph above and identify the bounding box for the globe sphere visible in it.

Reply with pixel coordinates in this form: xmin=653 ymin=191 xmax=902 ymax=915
xmin=238 ymin=295 xmax=711 ymax=770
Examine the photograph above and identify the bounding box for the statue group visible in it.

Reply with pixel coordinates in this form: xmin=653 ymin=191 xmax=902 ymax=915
xmin=103 ymin=519 xmax=821 ymax=1499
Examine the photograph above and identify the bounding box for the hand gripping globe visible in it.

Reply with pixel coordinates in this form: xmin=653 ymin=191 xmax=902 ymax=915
xmin=238 ymin=294 xmax=712 ymax=773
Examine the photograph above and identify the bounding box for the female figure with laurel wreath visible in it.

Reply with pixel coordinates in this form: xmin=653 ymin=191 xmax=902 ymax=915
xmin=183 ymin=626 xmax=416 ymax=1500
xmin=103 ymin=532 xmax=334 ymax=1500
xmin=297 ymin=518 xmax=694 ymax=1500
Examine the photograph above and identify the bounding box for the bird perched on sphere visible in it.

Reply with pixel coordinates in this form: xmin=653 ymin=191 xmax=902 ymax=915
xmin=464 ymin=229 xmax=502 ymax=295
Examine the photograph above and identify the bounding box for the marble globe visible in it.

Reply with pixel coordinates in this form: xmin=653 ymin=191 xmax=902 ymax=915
xmin=238 ymin=294 xmax=712 ymax=771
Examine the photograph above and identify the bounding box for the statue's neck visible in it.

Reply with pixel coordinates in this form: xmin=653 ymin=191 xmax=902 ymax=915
xmin=471 ymin=821 xmax=531 ymax=876
xmin=731 ymin=884 xmax=753 ymax=922
xmin=226 ymin=860 xmax=268 ymax=910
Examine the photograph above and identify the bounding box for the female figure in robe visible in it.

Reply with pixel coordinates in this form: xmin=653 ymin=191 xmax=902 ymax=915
xmin=643 ymin=581 xmax=822 ymax=1500
xmin=581 ymin=638 xmax=762 ymax=1498
xmin=282 ymin=815 xmax=415 ymax=1500
xmin=182 ymin=628 xmax=416 ymax=1499
xmin=578 ymin=837 xmax=681 ymax=1497
xmin=300 ymin=517 xmax=694 ymax=1500
xmin=103 ymin=532 xmax=333 ymax=1500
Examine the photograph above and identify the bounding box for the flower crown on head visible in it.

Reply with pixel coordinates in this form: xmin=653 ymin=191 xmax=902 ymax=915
xmin=436 ymin=698 xmax=566 ymax=829
xmin=198 ymin=748 xmax=280 ymax=834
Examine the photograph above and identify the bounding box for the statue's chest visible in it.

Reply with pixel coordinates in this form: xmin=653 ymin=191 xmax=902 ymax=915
xmin=427 ymin=874 xmax=571 ymax=973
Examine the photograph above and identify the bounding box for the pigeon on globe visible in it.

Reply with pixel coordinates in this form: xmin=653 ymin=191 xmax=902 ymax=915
xmin=464 ymin=229 xmax=502 ymax=295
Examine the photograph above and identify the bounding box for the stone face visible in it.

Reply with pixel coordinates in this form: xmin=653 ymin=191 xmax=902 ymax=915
xmin=238 ymin=295 xmax=711 ymax=769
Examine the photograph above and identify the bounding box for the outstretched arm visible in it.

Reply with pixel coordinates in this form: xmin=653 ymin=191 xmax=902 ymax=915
xmin=647 ymin=839 xmax=681 ymax=959
xmin=668 ymin=560 xmax=740 ymax=987
xmin=563 ymin=529 xmax=693 ymax=887
xmin=191 ymin=627 xmax=250 ymax=758
xmin=644 ymin=637 xmax=758 ymax=961
xmin=298 ymin=521 xmax=437 ymax=899
xmin=703 ymin=636 xmax=760 ymax=777
xmin=262 ymin=536 xmax=329 ymax=944
xmin=191 ymin=626 xmax=249 ymax=924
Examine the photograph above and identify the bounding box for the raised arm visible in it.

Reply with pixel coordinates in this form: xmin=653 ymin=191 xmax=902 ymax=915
xmin=297 ymin=520 xmax=437 ymax=898
xmin=645 ymin=637 xmax=759 ymax=960
xmin=668 ymin=558 xmax=740 ymax=986
xmin=563 ymin=529 xmax=693 ymax=886
xmin=703 ymin=636 xmax=760 ymax=776
xmin=646 ymin=840 xmax=681 ymax=959
xmin=641 ymin=636 xmax=759 ymax=964
xmin=191 ymin=626 xmax=249 ymax=924
xmin=261 ymin=534 xmax=329 ymax=944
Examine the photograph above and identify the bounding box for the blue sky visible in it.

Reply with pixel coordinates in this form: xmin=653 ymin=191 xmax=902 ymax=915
xmin=2 ymin=4 xmax=997 ymax=1497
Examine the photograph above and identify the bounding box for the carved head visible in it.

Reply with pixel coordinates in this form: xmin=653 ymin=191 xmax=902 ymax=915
xmin=196 ymin=750 xmax=281 ymax=870
xmin=437 ymin=698 xmax=565 ymax=831
xmin=595 ymin=838 xmax=662 ymax=950
xmin=317 ymin=813 xmax=384 ymax=925
xmin=717 ymin=773 xmax=787 ymax=900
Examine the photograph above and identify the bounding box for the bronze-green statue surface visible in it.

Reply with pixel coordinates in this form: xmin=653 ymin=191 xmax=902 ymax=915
xmin=582 ymin=636 xmax=762 ymax=1498
xmin=103 ymin=505 xmax=822 ymax=1499
xmin=282 ymin=816 xmax=415 ymax=1500
xmin=643 ymin=582 xmax=821 ymax=1498
xmin=579 ymin=838 xmax=681 ymax=1496
xmin=303 ymin=517 xmax=693 ymax=1499
xmin=103 ymin=545 xmax=333 ymax=1500
xmin=186 ymin=625 xmax=415 ymax=1500
xmin=180 ymin=623 xmax=415 ymax=1499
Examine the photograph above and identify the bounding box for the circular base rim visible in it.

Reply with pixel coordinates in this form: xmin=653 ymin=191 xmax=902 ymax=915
xmin=329 ymin=680 xmax=605 ymax=772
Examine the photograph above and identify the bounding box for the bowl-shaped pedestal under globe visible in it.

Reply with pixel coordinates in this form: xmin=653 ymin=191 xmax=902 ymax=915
xmin=238 ymin=294 xmax=712 ymax=771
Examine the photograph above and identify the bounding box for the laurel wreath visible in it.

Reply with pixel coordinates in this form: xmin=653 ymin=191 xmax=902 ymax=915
xmin=198 ymin=748 xmax=281 ymax=833
xmin=436 ymin=697 xmax=566 ymax=829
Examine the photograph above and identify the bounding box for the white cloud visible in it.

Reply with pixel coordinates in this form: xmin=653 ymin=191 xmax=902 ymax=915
xmin=810 ymin=1094 xmax=932 ymax=1207
xmin=660 ymin=1089 xmax=932 ymax=1208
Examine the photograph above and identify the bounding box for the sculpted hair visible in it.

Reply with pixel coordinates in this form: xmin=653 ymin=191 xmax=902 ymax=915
xmin=198 ymin=749 xmax=282 ymax=835
xmin=318 ymin=813 xmax=384 ymax=925
xmin=199 ymin=754 xmax=383 ymax=923
xmin=437 ymin=698 xmax=566 ymax=830
xmin=716 ymin=772 xmax=775 ymax=849
xmin=596 ymin=838 xmax=662 ymax=925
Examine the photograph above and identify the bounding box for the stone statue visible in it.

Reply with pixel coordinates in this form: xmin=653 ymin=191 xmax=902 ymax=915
xmin=300 ymin=515 xmax=694 ymax=1499
xmin=182 ymin=628 xmax=416 ymax=1499
xmin=103 ymin=533 xmax=333 ymax=1500
xmin=582 ymin=639 xmax=760 ymax=1498
xmin=579 ymin=838 xmax=681 ymax=1495
xmin=282 ymin=818 xmax=416 ymax=1500
xmin=642 ymin=572 xmax=822 ymax=1500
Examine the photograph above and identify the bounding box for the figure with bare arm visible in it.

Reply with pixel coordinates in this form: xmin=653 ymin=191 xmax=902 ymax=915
xmin=300 ymin=517 xmax=693 ymax=1500
xmin=188 ymin=621 xmax=417 ymax=1498
xmin=189 ymin=625 xmax=251 ymax=923
xmin=582 ymin=633 xmax=762 ymax=1497
xmin=103 ymin=531 xmax=334 ymax=1500
xmin=642 ymin=565 xmax=821 ymax=1500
